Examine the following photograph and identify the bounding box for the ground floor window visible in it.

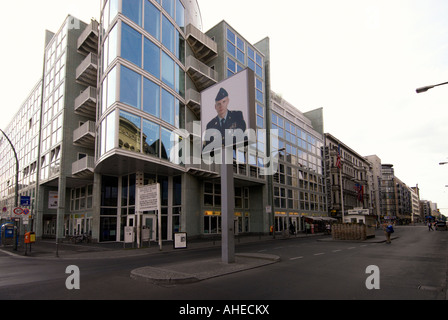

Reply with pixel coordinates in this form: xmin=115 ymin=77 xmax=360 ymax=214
xmin=203 ymin=211 xmax=250 ymax=235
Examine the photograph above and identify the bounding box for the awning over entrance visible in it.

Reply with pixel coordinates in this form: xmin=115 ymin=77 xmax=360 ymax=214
xmin=304 ymin=216 xmax=337 ymax=222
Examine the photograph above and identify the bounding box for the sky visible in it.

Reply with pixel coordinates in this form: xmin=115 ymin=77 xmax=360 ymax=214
xmin=1 ymin=0 xmax=448 ymax=216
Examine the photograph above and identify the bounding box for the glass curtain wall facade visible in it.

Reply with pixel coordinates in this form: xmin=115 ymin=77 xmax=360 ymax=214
xmin=270 ymin=93 xmax=327 ymax=234
xmin=97 ymin=0 xmax=189 ymax=241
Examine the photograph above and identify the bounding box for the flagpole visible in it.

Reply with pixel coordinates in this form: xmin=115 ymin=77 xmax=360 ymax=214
xmin=339 ymin=166 xmax=344 ymax=223
xmin=337 ymin=144 xmax=345 ymax=223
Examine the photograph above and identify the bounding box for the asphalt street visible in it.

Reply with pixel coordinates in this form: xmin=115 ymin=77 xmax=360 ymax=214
xmin=0 ymin=225 xmax=446 ymax=301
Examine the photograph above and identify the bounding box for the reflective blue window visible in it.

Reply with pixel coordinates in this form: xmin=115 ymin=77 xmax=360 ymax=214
xmin=256 ymin=64 xmax=263 ymax=78
xmin=237 ymin=38 xmax=245 ymax=64
xmin=161 ymin=51 xmax=175 ymax=89
xmin=227 ymin=41 xmax=236 ymax=57
xmin=144 ymin=37 xmax=160 ymax=78
xmin=227 ymin=57 xmax=236 ymax=74
xmin=143 ymin=119 xmax=160 ymax=157
xmin=120 ymin=65 xmax=141 ymax=110
xmin=161 ymin=89 xmax=174 ymax=126
xmin=122 ymin=0 xmax=142 ymax=26
xmin=143 ymin=77 xmax=160 ymax=118
xmin=176 ymin=0 xmax=185 ymax=28
xmin=144 ymin=0 xmax=160 ymax=40
xmin=162 ymin=15 xmax=175 ymax=53
xmin=162 ymin=0 xmax=175 ymax=18
xmin=121 ymin=23 xmax=142 ymax=67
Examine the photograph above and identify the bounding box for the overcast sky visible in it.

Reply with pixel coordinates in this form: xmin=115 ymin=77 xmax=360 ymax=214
xmin=1 ymin=0 xmax=448 ymax=216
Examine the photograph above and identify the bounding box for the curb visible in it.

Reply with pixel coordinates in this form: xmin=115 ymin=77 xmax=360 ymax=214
xmin=130 ymin=253 xmax=280 ymax=285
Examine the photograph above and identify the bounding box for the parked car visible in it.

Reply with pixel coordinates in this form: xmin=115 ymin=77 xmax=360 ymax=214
xmin=435 ymin=221 xmax=447 ymax=231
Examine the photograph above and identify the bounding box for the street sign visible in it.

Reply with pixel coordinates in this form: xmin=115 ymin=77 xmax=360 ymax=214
xmin=2 ymin=207 xmax=6 ymax=213
xmin=22 ymin=209 xmax=30 ymax=215
xmin=13 ymin=207 xmax=23 ymax=215
xmin=20 ymin=196 xmax=31 ymax=207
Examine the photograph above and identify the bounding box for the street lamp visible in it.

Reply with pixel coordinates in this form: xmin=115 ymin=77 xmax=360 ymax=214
xmin=440 ymin=162 xmax=448 ymax=166
xmin=0 ymin=129 xmax=19 ymax=251
xmin=0 ymin=129 xmax=19 ymax=208
xmin=416 ymin=81 xmax=448 ymax=94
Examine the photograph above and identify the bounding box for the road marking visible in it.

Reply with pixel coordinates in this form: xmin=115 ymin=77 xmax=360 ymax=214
xmin=314 ymin=253 xmax=325 ymax=256
xmin=258 ymin=250 xmax=267 ymax=253
xmin=332 ymin=250 xmax=342 ymax=253
xmin=274 ymin=247 xmax=284 ymax=250
xmin=290 ymin=256 xmax=303 ymax=261
xmin=360 ymin=245 xmax=368 ymax=247
xmin=348 ymin=247 xmax=356 ymax=250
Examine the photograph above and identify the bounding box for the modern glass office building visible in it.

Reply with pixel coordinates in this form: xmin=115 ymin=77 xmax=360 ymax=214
xmin=0 ymin=0 xmax=329 ymax=243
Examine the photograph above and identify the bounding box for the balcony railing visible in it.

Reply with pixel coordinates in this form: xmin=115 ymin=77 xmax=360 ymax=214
xmin=72 ymin=156 xmax=95 ymax=178
xmin=186 ymin=24 xmax=218 ymax=64
xmin=73 ymin=121 xmax=96 ymax=148
xmin=77 ymin=20 xmax=99 ymax=56
xmin=76 ymin=53 xmax=98 ymax=87
xmin=186 ymin=55 xmax=218 ymax=92
xmin=74 ymin=86 xmax=97 ymax=118
xmin=185 ymin=88 xmax=201 ymax=118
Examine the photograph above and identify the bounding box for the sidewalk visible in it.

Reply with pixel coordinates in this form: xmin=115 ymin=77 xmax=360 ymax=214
xmin=0 ymin=232 xmax=320 ymax=260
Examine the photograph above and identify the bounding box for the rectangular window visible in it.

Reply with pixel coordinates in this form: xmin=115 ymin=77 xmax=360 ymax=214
xmin=105 ymin=110 xmax=116 ymax=152
xmin=161 ymin=127 xmax=179 ymax=163
xmin=119 ymin=110 xmax=141 ymax=153
xmin=121 ymin=22 xmax=142 ymax=67
xmin=143 ymin=77 xmax=160 ymax=117
xmin=162 ymin=0 xmax=175 ymax=18
xmin=142 ymin=119 xmax=160 ymax=156
xmin=120 ymin=65 xmax=142 ymax=110
xmin=143 ymin=37 xmax=160 ymax=78
xmin=175 ymin=0 xmax=185 ymax=29
xmin=161 ymin=51 xmax=175 ymax=89
xmin=122 ymin=0 xmax=142 ymax=26
xmin=162 ymin=15 xmax=175 ymax=53
xmin=144 ymin=0 xmax=160 ymax=40
xmin=161 ymin=89 xmax=174 ymax=125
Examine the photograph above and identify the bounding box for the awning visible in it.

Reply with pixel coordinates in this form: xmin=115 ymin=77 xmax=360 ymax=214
xmin=304 ymin=216 xmax=337 ymax=222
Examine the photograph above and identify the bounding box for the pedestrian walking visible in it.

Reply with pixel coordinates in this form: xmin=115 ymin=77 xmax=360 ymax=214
xmin=384 ymin=223 xmax=394 ymax=244
xmin=428 ymin=222 xmax=434 ymax=231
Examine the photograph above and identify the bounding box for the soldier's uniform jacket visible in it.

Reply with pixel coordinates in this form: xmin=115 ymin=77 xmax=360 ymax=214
xmin=205 ymin=110 xmax=247 ymax=146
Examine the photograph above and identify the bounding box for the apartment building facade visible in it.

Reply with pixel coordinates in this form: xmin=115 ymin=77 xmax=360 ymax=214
xmin=324 ymin=133 xmax=371 ymax=219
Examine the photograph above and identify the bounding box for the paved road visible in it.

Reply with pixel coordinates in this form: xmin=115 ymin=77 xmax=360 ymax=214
xmin=0 ymin=226 xmax=446 ymax=301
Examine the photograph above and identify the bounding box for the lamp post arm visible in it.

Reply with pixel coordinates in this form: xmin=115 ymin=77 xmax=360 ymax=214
xmin=416 ymin=81 xmax=448 ymax=94
xmin=0 ymin=129 xmax=19 ymax=207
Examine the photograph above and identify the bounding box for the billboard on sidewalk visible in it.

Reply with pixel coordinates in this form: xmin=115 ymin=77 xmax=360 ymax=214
xmin=201 ymin=68 xmax=256 ymax=147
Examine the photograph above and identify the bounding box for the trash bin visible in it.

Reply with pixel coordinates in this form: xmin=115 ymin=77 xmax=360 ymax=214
xmin=25 ymin=232 xmax=36 ymax=244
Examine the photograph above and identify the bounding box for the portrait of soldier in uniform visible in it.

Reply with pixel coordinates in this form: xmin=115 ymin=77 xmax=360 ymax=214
xmin=205 ymin=87 xmax=247 ymax=146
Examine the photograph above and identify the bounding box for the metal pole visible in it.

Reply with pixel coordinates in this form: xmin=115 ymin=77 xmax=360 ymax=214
xmin=0 ymin=129 xmax=19 ymax=208
xmin=0 ymin=129 xmax=19 ymax=251
xmin=221 ymin=145 xmax=235 ymax=264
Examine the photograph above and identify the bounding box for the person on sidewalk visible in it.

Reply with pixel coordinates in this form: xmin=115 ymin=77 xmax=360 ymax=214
xmin=428 ymin=222 xmax=434 ymax=231
xmin=384 ymin=223 xmax=394 ymax=244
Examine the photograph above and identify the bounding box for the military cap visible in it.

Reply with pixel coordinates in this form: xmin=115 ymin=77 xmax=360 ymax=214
xmin=215 ymin=88 xmax=229 ymax=101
